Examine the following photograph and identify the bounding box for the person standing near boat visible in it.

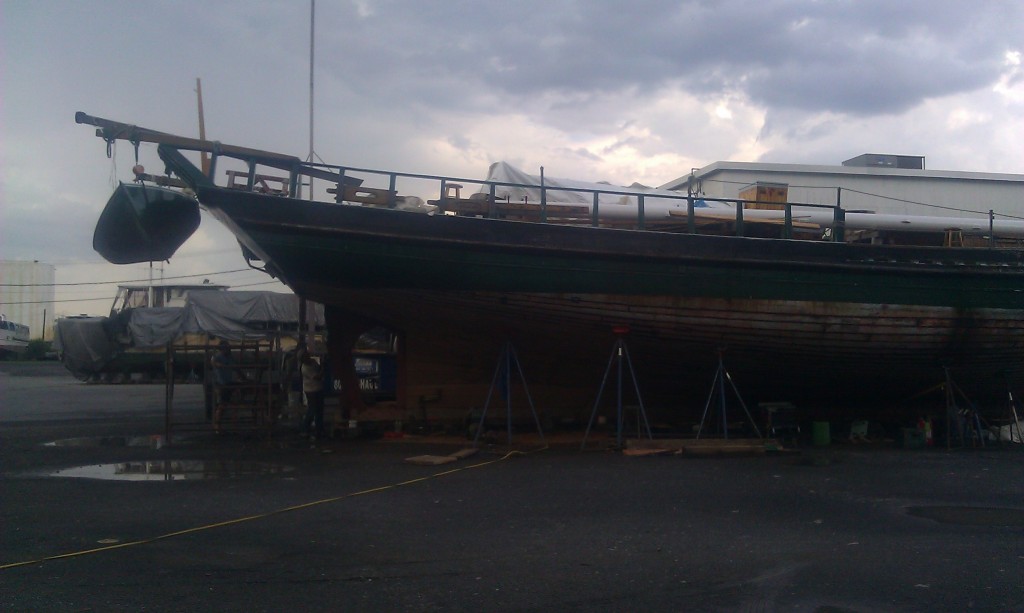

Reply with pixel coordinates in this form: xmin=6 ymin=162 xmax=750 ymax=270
xmin=300 ymin=348 xmax=325 ymax=441
xmin=209 ymin=339 xmax=244 ymax=429
xmin=211 ymin=340 xmax=237 ymax=404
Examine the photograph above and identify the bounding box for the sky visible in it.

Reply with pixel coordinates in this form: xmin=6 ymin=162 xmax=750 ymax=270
xmin=2 ymin=0 xmax=1023 ymax=319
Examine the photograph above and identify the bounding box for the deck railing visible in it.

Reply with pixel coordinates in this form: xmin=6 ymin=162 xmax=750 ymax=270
xmin=192 ymin=147 xmax=1015 ymax=248
xmin=297 ymin=160 xmax=855 ymax=242
xmin=75 ymin=112 xmax=1015 ymax=249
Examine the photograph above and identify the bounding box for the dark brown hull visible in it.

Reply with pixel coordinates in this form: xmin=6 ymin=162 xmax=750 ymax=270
xmin=197 ymin=187 xmax=1024 ymax=417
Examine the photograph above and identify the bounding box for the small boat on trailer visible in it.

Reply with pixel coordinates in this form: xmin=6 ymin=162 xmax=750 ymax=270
xmin=0 ymin=315 xmax=30 ymax=358
xmin=76 ymin=112 xmax=1024 ymax=427
xmin=54 ymin=283 xmax=229 ymax=382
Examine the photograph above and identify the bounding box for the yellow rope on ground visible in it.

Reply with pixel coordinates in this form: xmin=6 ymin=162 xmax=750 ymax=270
xmin=0 ymin=446 xmax=547 ymax=571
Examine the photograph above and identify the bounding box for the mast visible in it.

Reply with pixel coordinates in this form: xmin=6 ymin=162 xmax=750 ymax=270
xmin=196 ymin=78 xmax=210 ymax=176
xmin=306 ymin=0 xmax=316 ymax=200
xmin=300 ymin=0 xmax=316 ymax=349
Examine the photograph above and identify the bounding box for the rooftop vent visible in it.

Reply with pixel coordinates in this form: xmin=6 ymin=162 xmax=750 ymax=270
xmin=842 ymin=154 xmax=925 ymax=170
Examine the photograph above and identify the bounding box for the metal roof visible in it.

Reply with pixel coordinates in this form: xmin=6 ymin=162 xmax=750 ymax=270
xmin=660 ymin=161 xmax=1024 ymax=191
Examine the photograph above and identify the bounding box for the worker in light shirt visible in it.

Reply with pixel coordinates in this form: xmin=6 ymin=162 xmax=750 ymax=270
xmin=299 ymin=349 xmax=325 ymax=441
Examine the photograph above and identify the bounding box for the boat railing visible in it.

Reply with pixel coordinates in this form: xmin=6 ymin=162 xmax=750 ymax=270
xmin=193 ymin=144 xmax=1022 ymax=248
xmin=68 ymin=112 xmax=846 ymax=241
xmin=290 ymin=162 xmax=1021 ymax=249
xmin=76 ymin=112 xmax=1016 ymax=248
xmin=306 ymin=161 xmax=853 ymax=242
xmin=178 ymin=147 xmax=1020 ymax=247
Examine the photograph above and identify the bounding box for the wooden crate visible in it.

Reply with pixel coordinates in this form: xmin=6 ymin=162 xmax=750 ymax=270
xmin=739 ymin=182 xmax=788 ymax=210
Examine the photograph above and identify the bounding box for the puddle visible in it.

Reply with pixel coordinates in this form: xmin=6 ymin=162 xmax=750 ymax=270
xmin=44 ymin=435 xmax=188 ymax=449
xmin=42 ymin=460 xmax=294 ymax=481
xmin=906 ymin=506 xmax=1024 ymax=527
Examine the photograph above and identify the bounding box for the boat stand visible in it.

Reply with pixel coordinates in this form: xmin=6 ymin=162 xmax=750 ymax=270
xmin=581 ymin=326 xmax=653 ymax=450
xmin=473 ymin=341 xmax=545 ymax=446
xmin=1007 ymin=388 xmax=1023 ymax=444
xmin=696 ymin=350 xmax=763 ymax=440
xmin=942 ymin=367 xmax=986 ymax=448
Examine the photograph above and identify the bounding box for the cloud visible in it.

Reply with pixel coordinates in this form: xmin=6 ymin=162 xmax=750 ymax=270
xmin=309 ymin=1 xmax=1021 ymax=118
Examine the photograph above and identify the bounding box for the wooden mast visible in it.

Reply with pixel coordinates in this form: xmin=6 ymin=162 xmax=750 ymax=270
xmin=196 ymin=78 xmax=210 ymax=177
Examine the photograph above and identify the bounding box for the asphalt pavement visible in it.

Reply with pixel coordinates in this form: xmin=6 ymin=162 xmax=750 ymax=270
xmin=2 ymin=361 xmax=1023 ymax=612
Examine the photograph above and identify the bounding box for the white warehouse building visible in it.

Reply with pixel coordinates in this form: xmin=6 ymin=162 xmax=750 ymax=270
xmin=0 ymin=260 xmax=56 ymax=341
xmin=660 ymin=154 xmax=1023 ymax=223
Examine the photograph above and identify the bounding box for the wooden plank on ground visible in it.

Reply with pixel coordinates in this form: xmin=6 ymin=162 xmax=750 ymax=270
xmin=405 ymin=454 xmax=458 ymax=466
xmin=448 ymin=448 xmax=479 ymax=459
xmin=625 ymin=438 xmax=772 ymax=455
xmin=622 ymin=448 xmax=673 ymax=457
xmin=680 ymin=439 xmax=767 ymax=456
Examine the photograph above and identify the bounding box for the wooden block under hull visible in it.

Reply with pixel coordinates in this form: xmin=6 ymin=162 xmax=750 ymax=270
xmin=404 ymin=454 xmax=458 ymax=465
xmin=626 ymin=438 xmax=772 ymax=455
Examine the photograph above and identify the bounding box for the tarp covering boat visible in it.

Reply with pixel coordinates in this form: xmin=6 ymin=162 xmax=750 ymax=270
xmin=483 ymin=162 xmax=1024 ymax=237
xmin=992 ymin=420 xmax=1024 ymax=443
xmin=54 ymin=292 xmax=324 ymax=377
xmin=145 ymin=290 xmax=324 ymax=346
xmin=481 ymin=161 xmax=721 ymax=217
xmin=52 ymin=316 xmax=117 ymax=374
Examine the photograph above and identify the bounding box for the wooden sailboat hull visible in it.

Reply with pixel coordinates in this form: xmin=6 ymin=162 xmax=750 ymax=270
xmin=196 ymin=187 xmax=1024 ymax=415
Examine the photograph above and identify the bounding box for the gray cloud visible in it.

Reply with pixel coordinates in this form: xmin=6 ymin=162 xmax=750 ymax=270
xmin=308 ymin=0 xmax=1020 ymax=121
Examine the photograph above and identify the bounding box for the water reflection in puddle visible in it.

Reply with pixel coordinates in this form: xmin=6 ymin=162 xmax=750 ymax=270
xmin=45 ymin=460 xmax=294 ymax=481
xmin=44 ymin=435 xmax=187 ymax=449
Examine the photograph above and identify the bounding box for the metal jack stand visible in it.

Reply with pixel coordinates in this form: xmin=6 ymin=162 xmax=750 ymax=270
xmin=942 ymin=367 xmax=986 ymax=449
xmin=473 ymin=341 xmax=545 ymax=447
xmin=582 ymin=326 xmax=653 ymax=450
xmin=1007 ymin=388 xmax=1023 ymax=444
xmin=696 ymin=350 xmax=763 ymax=440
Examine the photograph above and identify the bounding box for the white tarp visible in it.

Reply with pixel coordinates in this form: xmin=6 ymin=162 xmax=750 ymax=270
xmin=480 ymin=161 xmax=724 ymax=220
xmin=480 ymin=162 xmax=1024 ymax=237
xmin=991 ymin=420 xmax=1024 ymax=443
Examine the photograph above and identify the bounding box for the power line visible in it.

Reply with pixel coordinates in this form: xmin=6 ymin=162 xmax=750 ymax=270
xmin=0 ymin=281 xmax=287 ymax=306
xmin=38 ymin=247 xmax=243 ymax=267
xmin=0 ymin=268 xmax=252 ymax=288
xmin=0 ymin=296 xmax=118 ymax=306
xmin=220 ymin=280 xmax=286 ymax=289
